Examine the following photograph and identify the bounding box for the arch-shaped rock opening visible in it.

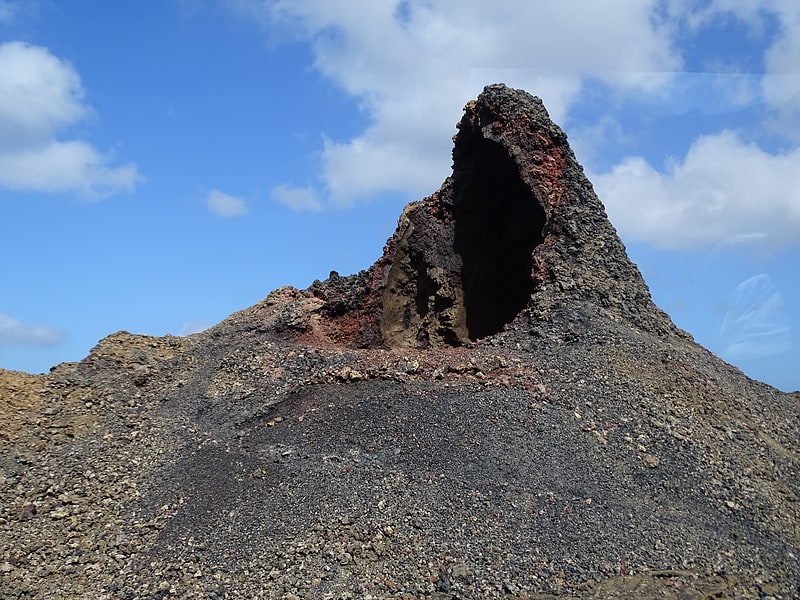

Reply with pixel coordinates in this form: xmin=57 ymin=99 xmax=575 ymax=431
xmin=454 ymin=137 xmax=546 ymax=340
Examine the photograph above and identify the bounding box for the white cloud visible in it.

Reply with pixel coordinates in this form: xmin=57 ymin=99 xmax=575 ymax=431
xmin=760 ymin=7 xmax=800 ymax=138
xmin=229 ymin=0 xmax=682 ymax=206
xmin=0 ymin=313 xmax=65 ymax=347
xmin=592 ymin=130 xmax=800 ymax=249
xmin=207 ymin=188 xmax=248 ymax=217
xmin=583 ymin=2 xmax=800 ymax=250
xmin=0 ymin=41 xmax=141 ymax=197
xmin=0 ymin=1 xmax=33 ymax=24
xmin=0 ymin=140 xmax=140 ymax=196
xmin=0 ymin=41 xmax=86 ymax=147
xmin=271 ymin=184 xmax=323 ymax=212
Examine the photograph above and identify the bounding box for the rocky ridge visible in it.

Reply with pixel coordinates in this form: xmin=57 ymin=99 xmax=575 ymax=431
xmin=1 ymin=84 xmax=799 ymax=599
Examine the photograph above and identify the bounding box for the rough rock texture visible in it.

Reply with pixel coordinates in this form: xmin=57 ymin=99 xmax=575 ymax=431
xmin=1 ymin=85 xmax=799 ymax=599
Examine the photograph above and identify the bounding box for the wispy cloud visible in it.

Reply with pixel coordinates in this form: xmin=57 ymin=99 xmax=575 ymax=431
xmin=0 ymin=41 xmax=141 ymax=198
xmin=0 ymin=0 xmax=33 ymax=24
xmin=0 ymin=1 xmax=18 ymax=23
xmin=0 ymin=313 xmax=65 ymax=347
xmin=719 ymin=274 xmax=791 ymax=360
xmin=206 ymin=188 xmax=248 ymax=217
xmin=177 ymin=320 xmax=211 ymax=336
xmin=271 ymin=184 xmax=323 ymax=212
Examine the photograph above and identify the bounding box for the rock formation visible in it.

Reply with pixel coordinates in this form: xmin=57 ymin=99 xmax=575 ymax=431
xmin=252 ymin=85 xmax=675 ymax=351
xmin=1 ymin=85 xmax=798 ymax=599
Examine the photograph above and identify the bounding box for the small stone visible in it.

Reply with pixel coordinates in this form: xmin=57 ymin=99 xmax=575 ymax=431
xmin=436 ymin=571 xmax=451 ymax=592
xmin=642 ymin=454 xmax=660 ymax=468
xmin=338 ymin=367 xmax=364 ymax=381
xmin=50 ymin=506 xmax=70 ymax=519
xmin=42 ymin=402 xmax=63 ymax=416
xmin=18 ymin=502 xmax=37 ymax=521
xmin=451 ymin=562 xmax=470 ymax=580
xmin=503 ymin=580 xmax=519 ymax=594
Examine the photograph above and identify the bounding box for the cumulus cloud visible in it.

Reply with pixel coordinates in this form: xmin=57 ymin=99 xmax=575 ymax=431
xmin=0 ymin=41 xmax=141 ymax=197
xmin=0 ymin=313 xmax=65 ymax=347
xmin=585 ymin=3 xmax=800 ymax=250
xmin=592 ymin=131 xmax=800 ymax=249
xmin=206 ymin=188 xmax=248 ymax=217
xmin=271 ymin=184 xmax=323 ymax=212
xmin=0 ymin=140 xmax=140 ymax=196
xmin=229 ymin=0 xmax=681 ymax=206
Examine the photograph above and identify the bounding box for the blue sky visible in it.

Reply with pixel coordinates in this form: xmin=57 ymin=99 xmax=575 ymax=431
xmin=0 ymin=1 xmax=798 ymax=392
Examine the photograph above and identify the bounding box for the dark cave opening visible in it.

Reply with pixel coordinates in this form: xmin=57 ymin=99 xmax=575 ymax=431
xmin=454 ymin=137 xmax=547 ymax=341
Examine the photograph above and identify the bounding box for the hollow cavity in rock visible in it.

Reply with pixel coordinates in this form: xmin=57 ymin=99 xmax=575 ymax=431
xmin=454 ymin=137 xmax=546 ymax=341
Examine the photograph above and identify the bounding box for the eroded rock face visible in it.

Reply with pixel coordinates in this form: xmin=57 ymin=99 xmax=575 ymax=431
xmin=380 ymin=104 xmax=550 ymax=347
xmin=275 ymin=84 xmax=677 ymax=349
xmin=381 ymin=200 xmax=469 ymax=347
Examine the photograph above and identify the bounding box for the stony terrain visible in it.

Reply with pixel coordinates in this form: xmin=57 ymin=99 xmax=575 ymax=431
xmin=1 ymin=85 xmax=799 ymax=599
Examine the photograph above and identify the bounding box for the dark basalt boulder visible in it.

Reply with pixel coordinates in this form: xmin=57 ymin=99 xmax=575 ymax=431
xmin=1 ymin=85 xmax=798 ymax=599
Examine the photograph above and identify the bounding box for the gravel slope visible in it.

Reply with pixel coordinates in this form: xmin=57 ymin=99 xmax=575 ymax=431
xmin=2 ymin=308 xmax=798 ymax=598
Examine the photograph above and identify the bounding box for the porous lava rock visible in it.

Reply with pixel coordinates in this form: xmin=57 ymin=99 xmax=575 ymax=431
xmin=1 ymin=85 xmax=799 ymax=599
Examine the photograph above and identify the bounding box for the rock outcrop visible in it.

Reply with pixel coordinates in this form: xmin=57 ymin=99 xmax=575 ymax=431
xmin=231 ymin=84 xmax=676 ymax=352
xmin=1 ymin=85 xmax=798 ymax=599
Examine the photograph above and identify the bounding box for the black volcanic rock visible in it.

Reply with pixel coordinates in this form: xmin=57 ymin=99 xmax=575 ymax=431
xmin=1 ymin=85 xmax=798 ymax=599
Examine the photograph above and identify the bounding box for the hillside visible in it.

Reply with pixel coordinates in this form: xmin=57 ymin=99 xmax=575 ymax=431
xmin=1 ymin=84 xmax=798 ymax=599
